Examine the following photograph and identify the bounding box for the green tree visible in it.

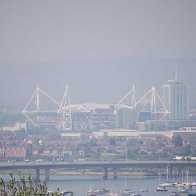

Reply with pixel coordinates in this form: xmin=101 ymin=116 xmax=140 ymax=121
xmin=172 ymin=135 xmax=183 ymax=147
xmin=0 ymin=174 xmax=69 ymax=195
xmin=26 ymin=143 xmax=33 ymax=158
xmin=0 ymin=174 xmax=47 ymax=195
xmin=109 ymin=137 xmax=116 ymax=146
xmin=183 ymin=144 xmax=192 ymax=156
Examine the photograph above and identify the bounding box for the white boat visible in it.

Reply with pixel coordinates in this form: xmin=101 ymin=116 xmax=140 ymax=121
xmin=177 ymin=187 xmax=189 ymax=193
xmin=160 ymin=182 xmax=173 ymax=187
xmin=87 ymin=188 xmax=109 ymax=195
xmin=188 ymin=190 xmax=196 ymax=196
xmin=131 ymin=192 xmax=141 ymax=196
xmin=155 ymin=171 xmax=168 ymax=192
xmin=61 ymin=190 xmax=74 ymax=196
xmin=168 ymin=192 xmax=179 ymax=196
xmin=192 ymin=182 xmax=196 ymax=186
xmin=177 ymin=182 xmax=192 ymax=193
xmin=108 ymin=192 xmax=120 ymax=196
xmin=87 ymin=192 xmax=96 ymax=196
xmin=155 ymin=186 xmax=168 ymax=192
xmin=139 ymin=189 xmax=149 ymax=192
xmin=120 ymin=189 xmax=132 ymax=196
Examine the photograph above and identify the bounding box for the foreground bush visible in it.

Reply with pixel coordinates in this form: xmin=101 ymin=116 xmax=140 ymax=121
xmin=0 ymin=174 xmax=47 ymax=195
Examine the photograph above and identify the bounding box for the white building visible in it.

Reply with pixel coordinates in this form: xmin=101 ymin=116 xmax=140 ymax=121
xmin=163 ymin=79 xmax=189 ymax=120
xmin=2 ymin=122 xmax=27 ymax=131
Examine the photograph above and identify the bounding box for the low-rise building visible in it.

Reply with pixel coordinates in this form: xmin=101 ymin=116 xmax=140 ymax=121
xmin=4 ymin=147 xmax=26 ymax=158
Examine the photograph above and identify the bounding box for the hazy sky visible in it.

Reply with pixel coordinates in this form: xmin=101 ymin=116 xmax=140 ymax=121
xmin=0 ymin=1 xmax=196 ymax=108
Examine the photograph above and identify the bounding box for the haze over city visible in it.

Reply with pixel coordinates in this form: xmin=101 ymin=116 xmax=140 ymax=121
xmin=1 ymin=2 xmax=196 ymax=195
xmin=0 ymin=1 xmax=196 ymax=108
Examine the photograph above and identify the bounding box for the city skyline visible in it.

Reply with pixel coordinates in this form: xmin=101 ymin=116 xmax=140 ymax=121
xmin=1 ymin=62 xmax=196 ymax=110
xmin=0 ymin=1 xmax=196 ymax=109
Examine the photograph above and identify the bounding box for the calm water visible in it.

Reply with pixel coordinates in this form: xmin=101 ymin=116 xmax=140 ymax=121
xmin=46 ymin=175 xmax=195 ymax=196
xmin=1 ymin=173 xmax=195 ymax=196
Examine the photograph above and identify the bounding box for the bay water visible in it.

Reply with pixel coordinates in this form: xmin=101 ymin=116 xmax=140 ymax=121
xmin=46 ymin=174 xmax=194 ymax=196
xmin=1 ymin=173 xmax=195 ymax=196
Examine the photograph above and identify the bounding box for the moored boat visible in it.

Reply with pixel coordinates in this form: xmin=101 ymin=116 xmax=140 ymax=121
xmin=192 ymin=182 xmax=196 ymax=186
xmin=61 ymin=190 xmax=74 ymax=196
xmin=188 ymin=190 xmax=196 ymax=196
xmin=160 ymin=182 xmax=173 ymax=187
xmin=131 ymin=192 xmax=141 ymax=196
xmin=168 ymin=192 xmax=179 ymax=196
xmin=120 ymin=189 xmax=132 ymax=196
xmin=139 ymin=189 xmax=149 ymax=192
xmin=177 ymin=187 xmax=189 ymax=193
xmin=177 ymin=182 xmax=192 ymax=193
xmin=108 ymin=192 xmax=120 ymax=196
xmin=155 ymin=186 xmax=168 ymax=192
xmin=87 ymin=188 xmax=109 ymax=196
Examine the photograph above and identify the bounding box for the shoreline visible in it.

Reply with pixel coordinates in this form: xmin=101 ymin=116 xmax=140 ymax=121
xmin=0 ymin=170 xmax=158 ymax=177
xmin=1 ymin=170 xmax=195 ymax=178
xmin=1 ymin=167 xmax=196 ymax=177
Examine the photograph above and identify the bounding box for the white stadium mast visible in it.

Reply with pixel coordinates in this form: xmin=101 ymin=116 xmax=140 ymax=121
xmin=58 ymin=84 xmax=91 ymax=131
xmin=22 ymin=85 xmax=59 ymax=126
xmin=135 ymin=86 xmax=169 ymax=120
xmin=117 ymin=85 xmax=136 ymax=110
xmin=58 ymin=84 xmax=72 ymax=130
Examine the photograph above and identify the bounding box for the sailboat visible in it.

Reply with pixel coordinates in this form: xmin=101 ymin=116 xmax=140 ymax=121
xmin=130 ymin=192 xmax=142 ymax=196
xmin=160 ymin=165 xmax=174 ymax=187
xmin=108 ymin=193 xmax=120 ymax=196
xmin=155 ymin=186 xmax=168 ymax=192
xmin=61 ymin=190 xmax=74 ymax=196
xmin=188 ymin=190 xmax=196 ymax=196
xmin=155 ymin=172 xmax=168 ymax=192
xmin=177 ymin=170 xmax=192 ymax=193
xmin=87 ymin=188 xmax=109 ymax=196
xmin=168 ymin=192 xmax=179 ymax=196
xmin=87 ymin=180 xmax=109 ymax=196
xmin=120 ymin=176 xmax=133 ymax=196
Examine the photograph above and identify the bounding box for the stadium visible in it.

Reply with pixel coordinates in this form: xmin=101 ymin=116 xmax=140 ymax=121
xmin=22 ymin=84 xmax=169 ymax=131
